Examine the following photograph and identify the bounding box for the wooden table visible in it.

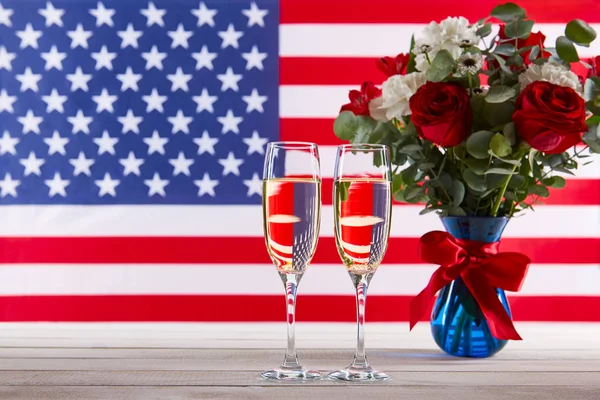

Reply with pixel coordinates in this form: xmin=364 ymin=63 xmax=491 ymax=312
xmin=0 ymin=322 xmax=599 ymax=399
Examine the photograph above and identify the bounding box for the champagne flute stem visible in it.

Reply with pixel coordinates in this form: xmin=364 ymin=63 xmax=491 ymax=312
xmin=351 ymin=273 xmax=371 ymax=368
xmin=280 ymin=272 xmax=301 ymax=369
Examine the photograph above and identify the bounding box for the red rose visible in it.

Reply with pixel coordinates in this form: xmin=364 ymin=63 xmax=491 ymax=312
xmin=592 ymin=56 xmax=600 ymax=76
xmin=513 ymin=81 xmax=587 ymax=154
xmin=409 ymin=82 xmax=472 ymax=147
xmin=340 ymin=81 xmax=382 ymax=117
xmin=376 ymin=53 xmax=410 ymax=77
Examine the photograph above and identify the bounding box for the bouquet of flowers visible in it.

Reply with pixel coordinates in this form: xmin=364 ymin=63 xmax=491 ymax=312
xmin=334 ymin=2 xmax=599 ymax=218
xmin=332 ymin=2 xmax=599 ymax=357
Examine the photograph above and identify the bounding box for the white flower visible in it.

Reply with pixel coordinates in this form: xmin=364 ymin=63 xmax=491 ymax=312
xmin=368 ymin=96 xmax=388 ymax=122
xmin=457 ymin=53 xmax=483 ymax=75
xmin=373 ymin=72 xmax=427 ymax=120
xmin=519 ymin=62 xmax=583 ymax=94
xmin=439 ymin=17 xmax=479 ymax=48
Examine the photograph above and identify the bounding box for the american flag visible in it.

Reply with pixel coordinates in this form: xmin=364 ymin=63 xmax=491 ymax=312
xmin=0 ymin=0 xmax=599 ymax=323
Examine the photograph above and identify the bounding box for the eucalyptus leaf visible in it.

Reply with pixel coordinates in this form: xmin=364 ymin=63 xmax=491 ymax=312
xmin=508 ymin=174 xmax=526 ymax=188
xmin=556 ymin=36 xmax=580 ymax=62
xmin=528 ymin=45 xmax=540 ymax=62
xmin=528 ymin=184 xmax=550 ymax=197
xmin=392 ymin=174 xmax=403 ymax=194
xmin=483 ymin=101 xmax=515 ymax=126
xmin=398 ymin=144 xmax=423 ymax=154
xmin=418 ymin=162 xmax=436 ymax=171
xmin=484 ymin=167 xmax=516 ymax=175
xmin=448 ymin=206 xmax=467 ymax=216
xmin=466 ymin=130 xmax=494 ymax=159
xmin=490 ymin=3 xmax=526 ymax=22
xmin=463 ymin=157 xmax=490 ymax=174
xmin=584 ymin=78 xmax=600 ymax=102
xmin=426 ymin=49 xmax=455 ymax=82
xmin=493 ymin=44 xmax=517 ymax=56
xmin=451 ymin=180 xmax=465 ymax=206
xmin=463 ymin=169 xmax=488 ymax=192
xmin=490 ymin=133 xmax=512 ymax=157
xmin=404 ymin=185 xmax=425 ymax=202
xmin=542 ymin=176 xmax=567 ymax=188
xmin=503 ymin=122 xmax=516 ymax=146
xmin=504 ymin=19 xmax=534 ymax=39
xmin=477 ymin=23 xmax=493 ymax=37
xmin=401 ymin=164 xmax=419 ymax=184
xmin=485 ymin=85 xmax=516 ymax=103
xmin=333 ymin=111 xmax=358 ymax=140
xmin=407 ymin=34 xmax=418 ymax=74
xmin=565 ymin=19 xmax=597 ymax=45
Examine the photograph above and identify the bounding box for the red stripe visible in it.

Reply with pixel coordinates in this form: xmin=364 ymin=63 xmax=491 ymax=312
xmin=0 ymin=237 xmax=598 ymax=264
xmin=280 ymin=0 xmax=600 ymax=23
xmin=280 ymin=118 xmax=343 ymax=145
xmin=0 ymin=294 xmax=597 ymax=322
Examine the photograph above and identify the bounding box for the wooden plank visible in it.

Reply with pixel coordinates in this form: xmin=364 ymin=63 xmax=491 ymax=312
xmin=1 ymin=386 xmax=599 ymax=400
xmin=0 ymin=370 xmax=599 ymax=386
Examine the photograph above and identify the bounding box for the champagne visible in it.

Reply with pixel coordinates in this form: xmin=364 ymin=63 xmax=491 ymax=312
xmin=263 ymin=177 xmax=321 ymax=274
xmin=334 ymin=178 xmax=392 ymax=275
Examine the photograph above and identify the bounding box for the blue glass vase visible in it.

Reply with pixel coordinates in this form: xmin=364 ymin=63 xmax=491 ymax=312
xmin=430 ymin=216 xmax=512 ymax=358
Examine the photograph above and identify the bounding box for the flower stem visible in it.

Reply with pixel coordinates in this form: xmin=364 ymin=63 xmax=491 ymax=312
xmin=467 ymin=73 xmax=474 ymax=95
xmin=490 ymin=164 xmax=518 ymax=217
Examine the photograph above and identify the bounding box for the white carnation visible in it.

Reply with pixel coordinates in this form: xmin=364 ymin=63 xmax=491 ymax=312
xmin=368 ymin=96 xmax=388 ymax=122
xmin=373 ymin=72 xmax=427 ymax=120
xmin=439 ymin=17 xmax=479 ymax=47
xmin=519 ymin=62 xmax=583 ymax=94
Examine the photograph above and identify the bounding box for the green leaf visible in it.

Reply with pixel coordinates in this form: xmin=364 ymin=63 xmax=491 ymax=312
xmin=508 ymin=174 xmax=526 ymax=188
xmin=477 ymin=23 xmax=493 ymax=37
xmin=338 ymin=180 xmax=350 ymax=202
xmin=333 ymin=111 xmax=358 ymax=140
xmin=426 ymin=49 xmax=455 ymax=82
xmin=397 ymin=144 xmax=423 ymax=154
xmin=486 ymin=174 xmax=507 ymax=189
xmin=448 ymin=206 xmax=467 ymax=216
xmin=483 ymin=101 xmax=515 ymax=126
xmin=484 ymin=167 xmax=516 ymax=175
xmin=407 ymin=34 xmax=418 ymax=74
xmin=584 ymin=78 xmax=600 ymax=103
xmin=556 ymin=36 xmax=580 ymax=62
xmin=463 ymin=157 xmax=490 ymax=174
xmin=417 ymin=162 xmax=436 ymax=171
xmin=503 ymin=122 xmax=517 ymax=146
xmin=489 ymin=150 xmax=522 ymax=166
xmin=490 ymin=3 xmax=526 ymax=22
xmin=419 ymin=207 xmax=439 ymax=215
xmin=528 ymin=184 xmax=550 ymax=197
xmin=490 ymin=133 xmax=512 ymax=157
xmin=493 ymin=44 xmax=517 ymax=56
xmin=542 ymin=176 xmax=567 ymax=188
xmin=565 ymin=19 xmax=597 ymax=45
xmin=466 ymin=130 xmax=494 ymax=159
xmin=392 ymin=174 xmax=403 ymax=194
xmin=528 ymin=45 xmax=540 ymax=62
xmin=504 ymin=191 xmax=518 ymax=202
xmin=404 ymin=185 xmax=425 ymax=202
xmin=401 ymin=164 xmax=419 ymax=185
xmin=485 ymin=85 xmax=517 ymax=103
xmin=463 ymin=169 xmax=487 ymax=192
xmin=450 ymin=180 xmax=465 ymax=207
xmin=504 ymin=19 xmax=534 ymax=39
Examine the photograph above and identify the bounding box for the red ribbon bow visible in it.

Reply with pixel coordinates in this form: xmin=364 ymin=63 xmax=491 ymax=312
xmin=409 ymin=231 xmax=530 ymax=340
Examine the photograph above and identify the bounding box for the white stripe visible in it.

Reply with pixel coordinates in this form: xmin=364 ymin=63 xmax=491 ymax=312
xmin=0 ymin=205 xmax=598 ymax=237
xmin=305 ymin=145 xmax=600 ymax=180
xmin=0 ymin=264 xmax=598 ymax=296
xmin=280 ymin=23 xmax=600 ymax=57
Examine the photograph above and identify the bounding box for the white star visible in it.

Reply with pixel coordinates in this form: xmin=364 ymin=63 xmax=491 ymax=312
xmin=143 ymin=131 xmax=168 ymax=155
xmin=42 ymin=89 xmax=67 ymax=113
xmin=141 ymin=1 xmax=166 ymax=27
xmin=192 ymin=46 xmax=217 ymax=70
xmin=45 ymin=172 xmax=69 ymax=197
xmin=67 ymin=24 xmax=92 ymax=49
xmin=0 ymin=89 xmax=17 ymax=113
xmin=67 ymin=110 xmax=93 ymax=134
xmin=242 ymin=89 xmax=268 ymax=113
xmin=118 ymin=109 xmax=143 ymax=134
xmin=193 ymin=131 xmax=218 ymax=155
xmin=67 ymin=67 xmax=92 ymax=92
xmin=16 ymin=68 xmax=42 ymax=92
xmin=16 ymin=24 xmax=42 ymax=49
xmin=243 ymin=131 xmax=268 ymax=155
xmin=0 ymin=46 xmax=16 ymax=70
xmin=44 ymin=131 xmax=69 ymax=155
xmin=242 ymin=2 xmax=268 ymax=27
xmin=93 ymin=131 xmax=119 ymax=155
xmin=192 ymin=88 xmax=218 ymax=113
xmin=142 ymin=89 xmax=167 ymax=113
xmin=17 ymin=110 xmax=43 ymax=134
xmin=19 ymin=152 xmax=45 ymax=176
xmin=92 ymin=89 xmax=118 ymax=113
xmin=0 ymin=4 xmax=13 ymax=27
xmin=216 ymin=67 xmax=242 ymax=92
xmin=168 ymin=110 xmax=193 ymax=134
xmin=95 ymin=173 xmax=120 ymax=197
xmin=217 ymin=109 xmax=243 ymax=134
xmin=242 ymin=46 xmax=267 ymax=70
xmin=119 ymin=151 xmax=144 ymax=176
xmin=141 ymin=46 xmax=167 ymax=70
xmin=168 ymin=23 xmax=193 ymax=48
xmin=218 ymin=152 xmax=244 ymax=176
xmin=117 ymin=24 xmax=143 ymax=49
xmin=144 ymin=173 xmax=169 ymax=197
xmin=0 ymin=173 xmax=19 ymax=198
xmin=0 ymin=131 xmax=19 ymax=155
xmin=243 ymin=173 xmax=262 ymax=197
xmin=116 ymin=67 xmax=142 ymax=92
xmin=168 ymin=152 xmax=195 ymax=176
xmin=191 ymin=2 xmax=217 ymax=27
xmin=40 ymin=45 xmax=66 ymax=71
xmin=91 ymin=45 xmax=116 ymax=70
xmin=166 ymin=67 xmax=192 ymax=92
xmin=194 ymin=173 xmax=219 ymax=197
xmin=218 ymin=24 xmax=243 ymax=49
xmin=90 ymin=1 xmax=115 ymax=27
xmin=38 ymin=1 xmax=64 ymax=27
xmin=69 ymin=151 xmax=95 ymax=176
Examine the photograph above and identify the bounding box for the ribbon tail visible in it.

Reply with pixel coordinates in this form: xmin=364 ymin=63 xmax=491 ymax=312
xmin=409 ymin=267 xmax=454 ymax=331
xmin=462 ymin=271 xmax=523 ymax=341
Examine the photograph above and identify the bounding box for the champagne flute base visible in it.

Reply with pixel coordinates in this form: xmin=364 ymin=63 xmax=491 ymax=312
xmin=261 ymin=368 xmax=323 ymax=381
xmin=328 ymin=366 xmax=391 ymax=382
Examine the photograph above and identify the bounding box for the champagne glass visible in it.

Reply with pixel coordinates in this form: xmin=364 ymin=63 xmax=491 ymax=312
xmin=328 ymin=144 xmax=392 ymax=382
xmin=261 ymin=141 xmax=323 ymax=381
